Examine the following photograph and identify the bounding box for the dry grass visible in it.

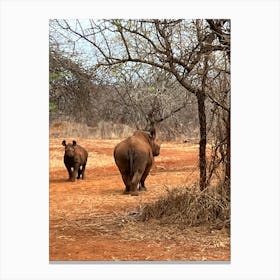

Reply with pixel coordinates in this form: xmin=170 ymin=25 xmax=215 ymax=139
xmin=50 ymin=121 xmax=90 ymax=138
xmin=137 ymin=183 xmax=230 ymax=229
xmin=49 ymin=121 xmax=134 ymax=139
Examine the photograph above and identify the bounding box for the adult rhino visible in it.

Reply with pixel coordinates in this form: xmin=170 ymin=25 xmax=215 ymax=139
xmin=62 ymin=140 xmax=88 ymax=182
xmin=114 ymin=128 xmax=160 ymax=196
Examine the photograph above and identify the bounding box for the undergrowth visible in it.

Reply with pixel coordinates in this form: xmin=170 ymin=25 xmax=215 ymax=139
xmin=138 ymin=182 xmax=230 ymax=229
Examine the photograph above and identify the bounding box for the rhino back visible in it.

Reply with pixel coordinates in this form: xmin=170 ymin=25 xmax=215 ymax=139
xmin=75 ymin=145 xmax=88 ymax=163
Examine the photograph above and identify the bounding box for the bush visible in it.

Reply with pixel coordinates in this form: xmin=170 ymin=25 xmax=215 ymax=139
xmin=138 ymin=183 xmax=230 ymax=228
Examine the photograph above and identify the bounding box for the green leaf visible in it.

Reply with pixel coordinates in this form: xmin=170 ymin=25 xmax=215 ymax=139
xmin=49 ymin=102 xmax=57 ymax=113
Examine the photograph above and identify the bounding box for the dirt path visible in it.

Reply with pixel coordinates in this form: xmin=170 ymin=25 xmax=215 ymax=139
xmin=49 ymin=139 xmax=230 ymax=261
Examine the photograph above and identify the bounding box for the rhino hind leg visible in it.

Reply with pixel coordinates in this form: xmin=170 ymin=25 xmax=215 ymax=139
xmin=130 ymin=170 xmax=145 ymax=196
xmin=139 ymin=183 xmax=147 ymax=191
xmin=121 ymin=174 xmax=131 ymax=194
xmin=123 ymin=183 xmax=131 ymax=194
xmin=139 ymin=165 xmax=152 ymax=191
xmin=123 ymin=189 xmax=130 ymax=195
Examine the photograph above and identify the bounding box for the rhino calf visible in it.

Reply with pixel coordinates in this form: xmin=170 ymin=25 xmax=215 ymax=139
xmin=62 ymin=140 xmax=88 ymax=182
xmin=114 ymin=128 xmax=160 ymax=196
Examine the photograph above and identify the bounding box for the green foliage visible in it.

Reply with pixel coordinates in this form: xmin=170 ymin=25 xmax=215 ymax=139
xmin=112 ymin=19 xmax=122 ymax=29
xmin=49 ymin=102 xmax=57 ymax=113
xmin=49 ymin=71 xmax=72 ymax=84
xmin=50 ymin=72 xmax=62 ymax=82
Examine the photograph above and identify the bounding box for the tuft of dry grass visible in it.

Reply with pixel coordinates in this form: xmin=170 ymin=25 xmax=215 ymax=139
xmin=138 ymin=182 xmax=230 ymax=229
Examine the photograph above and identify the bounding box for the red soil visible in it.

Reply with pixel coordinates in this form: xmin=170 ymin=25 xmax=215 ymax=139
xmin=49 ymin=138 xmax=230 ymax=261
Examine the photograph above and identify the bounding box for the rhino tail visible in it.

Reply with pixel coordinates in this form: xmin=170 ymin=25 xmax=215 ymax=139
xmin=128 ymin=148 xmax=134 ymax=177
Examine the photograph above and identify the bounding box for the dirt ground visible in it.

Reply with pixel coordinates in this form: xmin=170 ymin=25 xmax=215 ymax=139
xmin=49 ymin=138 xmax=230 ymax=261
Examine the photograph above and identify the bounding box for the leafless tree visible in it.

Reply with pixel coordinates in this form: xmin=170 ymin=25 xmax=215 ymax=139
xmin=49 ymin=47 xmax=94 ymax=123
xmin=50 ymin=19 xmax=230 ymax=190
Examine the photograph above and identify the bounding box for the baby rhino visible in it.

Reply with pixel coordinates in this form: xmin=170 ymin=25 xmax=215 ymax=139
xmin=62 ymin=140 xmax=88 ymax=182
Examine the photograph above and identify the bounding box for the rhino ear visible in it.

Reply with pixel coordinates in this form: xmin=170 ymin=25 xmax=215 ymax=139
xmin=72 ymin=140 xmax=77 ymax=146
xmin=62 ymin=140 xmax=66 ymax=146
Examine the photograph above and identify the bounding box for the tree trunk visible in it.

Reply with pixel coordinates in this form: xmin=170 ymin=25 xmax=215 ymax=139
xmin=225 ymin=112 xmax=231 ymax=182
xmin=197 ymin=92 xmax=207 ymax=191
